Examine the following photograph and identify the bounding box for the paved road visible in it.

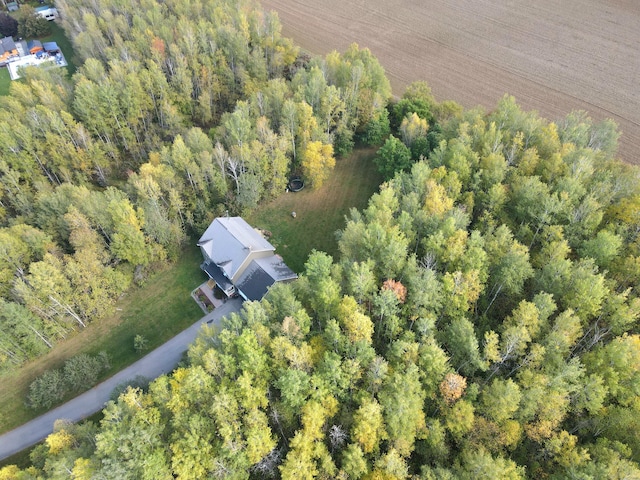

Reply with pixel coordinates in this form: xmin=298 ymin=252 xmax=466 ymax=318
xmin=0 ymin=298 xmax=242 ymax=461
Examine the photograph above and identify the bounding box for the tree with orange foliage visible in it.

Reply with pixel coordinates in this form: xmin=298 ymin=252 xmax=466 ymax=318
xmin=381 ymin=279 xmax=406 ymax=304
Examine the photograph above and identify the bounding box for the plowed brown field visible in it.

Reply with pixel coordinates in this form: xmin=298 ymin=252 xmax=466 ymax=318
xmin=260 ymin=0 xmax=640 ymax=164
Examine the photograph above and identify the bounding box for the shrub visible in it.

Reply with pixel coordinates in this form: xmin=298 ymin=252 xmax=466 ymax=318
xmin=62 ymin=352 xmax=110 ymax=393
xmin=27 ymin=369 xmax=66 ymax=410
xmin=134 ymin=334 xmax=148 ymax=353
xmin=27 ymin=352 xmax=111 ymax=410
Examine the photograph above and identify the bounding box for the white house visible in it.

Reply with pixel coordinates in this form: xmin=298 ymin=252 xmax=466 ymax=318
xmin=197 ymin=217 xmax=297 ymax=301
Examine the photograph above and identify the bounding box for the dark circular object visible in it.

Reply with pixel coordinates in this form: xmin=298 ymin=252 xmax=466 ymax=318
xmin=288 ymin=177 xmax=304 ymax=192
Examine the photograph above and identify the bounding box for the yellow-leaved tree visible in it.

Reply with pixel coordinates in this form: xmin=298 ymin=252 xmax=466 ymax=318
xmin=301 ymin=141 xmax=335 ymax=189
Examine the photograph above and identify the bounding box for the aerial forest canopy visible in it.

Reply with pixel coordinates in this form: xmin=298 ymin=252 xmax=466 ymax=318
xmin=2 ymin=0 xmax=640 ymax=478
xmin=0 ymin=0 xmax=390 ymax=371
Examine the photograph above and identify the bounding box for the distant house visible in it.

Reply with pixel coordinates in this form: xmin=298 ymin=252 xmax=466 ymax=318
xmin=198 ymin=217 xmax=297 ymax=301
xmin=0 ymin=37 xmax=19 ymax=66
xmin=27 ymin=40 xmax=43 ymax=55
xmin=6 ymin=2 xmax=18 ymax=12
xmin=35 ymin=6 xmax=58 ymax=21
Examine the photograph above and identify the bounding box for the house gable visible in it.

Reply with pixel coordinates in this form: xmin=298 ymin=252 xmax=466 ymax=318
xmin=197 ymin=216 xmax=274 ymax=282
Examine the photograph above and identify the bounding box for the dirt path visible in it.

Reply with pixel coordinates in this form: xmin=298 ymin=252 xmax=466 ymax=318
xmin=0 ymin=299 xmax=242 ymax=461
xmin=261 ymin=0 xmax=640 ymax=164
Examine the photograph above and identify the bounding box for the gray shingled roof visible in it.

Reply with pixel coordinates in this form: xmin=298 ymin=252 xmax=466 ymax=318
xmin=0 ymin=37 xmax=17 ymax=55
xmin=197 ymin=217 xmax=274 ymax=280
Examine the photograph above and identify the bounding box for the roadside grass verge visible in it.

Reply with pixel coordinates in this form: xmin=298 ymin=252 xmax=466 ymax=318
xmin=0 ymin=244 xmax=206 ymax=434
xmin=247 ymin=147 xmax=382 ymax=272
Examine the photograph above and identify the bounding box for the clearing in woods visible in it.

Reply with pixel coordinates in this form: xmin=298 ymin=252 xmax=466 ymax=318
xmin=260 ymin=0 xmax=640 ymax=164
xmin=247 ymin=148 xmax=382 ymax=273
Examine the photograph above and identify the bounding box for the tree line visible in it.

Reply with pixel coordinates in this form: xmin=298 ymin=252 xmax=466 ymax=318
xmin=0 ymin=0 xmax=391 ymax=372
xmin=4 ymin=83 xmax=640 ymax=477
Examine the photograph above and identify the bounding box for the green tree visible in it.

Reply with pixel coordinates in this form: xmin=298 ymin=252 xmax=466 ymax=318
xmin=379 ymin=364 xmax=426 ymax=456
xmin=108 ymin=199 xmax=155 ymax=267
xmin=454 ymin=448 xmax=525 ymax=479
xmin=18 ymin=6 xmax=51 ymax=38
xmin=374 ymin=135 xmax=412 ymax=180
xmin=362 ymin=108 xmax=391 ymax=146
xmin=341 ymin=443 xmax=368 ymax=478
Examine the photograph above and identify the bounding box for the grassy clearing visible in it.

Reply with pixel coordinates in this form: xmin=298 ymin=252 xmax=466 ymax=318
xmin=0 ymin=245 xmax=206 ymax=434
xmin=247 ymin=148 xmax=382 ymax=272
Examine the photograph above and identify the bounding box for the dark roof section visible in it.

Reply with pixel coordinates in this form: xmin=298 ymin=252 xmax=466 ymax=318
xmin=235 ymin=262 xmax=274 ymax=301
xmin=236 ymin=255 xmax=297 ymax=301
xmin=202 ymin=261 xmax=235 ymax=294
xmin=43 ymin=42 xmax=60 ymax=52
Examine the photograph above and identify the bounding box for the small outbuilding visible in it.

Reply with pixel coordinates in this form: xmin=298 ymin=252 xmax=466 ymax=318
xmin=27 ymin=40 xmax=43 ymax=55
xmin=43 ymin=42 xmax=60 ymax=54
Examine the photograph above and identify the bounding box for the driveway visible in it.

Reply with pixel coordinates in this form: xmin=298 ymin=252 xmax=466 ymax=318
xmin=0 ymin=298 xmax=243 ymax=461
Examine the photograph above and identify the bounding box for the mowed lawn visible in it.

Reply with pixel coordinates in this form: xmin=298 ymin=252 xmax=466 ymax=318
xmin=0 ymin=245 xmax=206 ymax=433
xmin=248 ymin=148 xmax=382 ymax=272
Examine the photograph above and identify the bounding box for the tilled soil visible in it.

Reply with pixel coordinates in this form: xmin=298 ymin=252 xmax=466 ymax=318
xmin=261 ymin=0 xmax=640 ymax=164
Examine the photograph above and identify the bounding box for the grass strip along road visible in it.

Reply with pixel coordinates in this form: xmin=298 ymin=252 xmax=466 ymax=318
xmin=0 ymin=298 xmax=242 ymax=461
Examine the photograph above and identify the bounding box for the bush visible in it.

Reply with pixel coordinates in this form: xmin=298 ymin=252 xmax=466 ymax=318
xmin=27 ymin=369 xmax=66 ymax=410
xmin=62 ymin=353 xmax=107 ymax=393
xmin=134 ymin=334 xmax=148 ymax=353
xmin=27 ymin=352 xmax=111 ymax=410
xmin=18 ymin=6 xmax=51 ymax=39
